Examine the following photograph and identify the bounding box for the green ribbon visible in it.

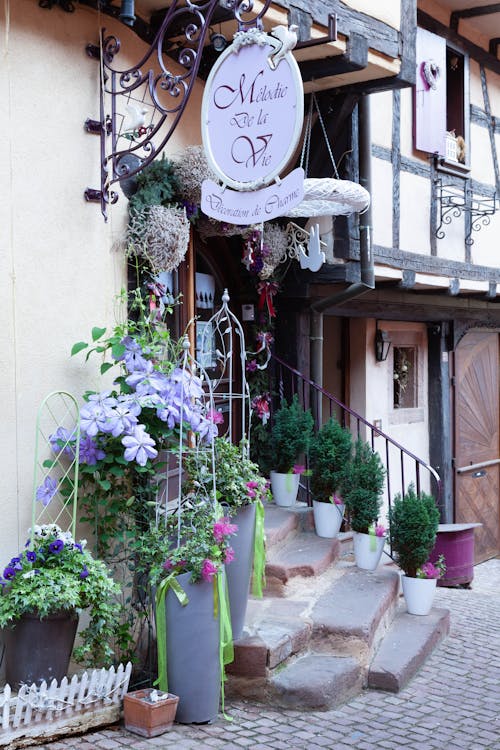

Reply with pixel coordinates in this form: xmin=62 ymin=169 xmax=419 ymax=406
xmin=154 ymin=574 xmax=189 ymax=692
xmin=252 ymin=499 xmax=266 ymax=598
xmin=217 ymin=571 xmax=234 ymax=720
xmin=368 ymin=524 xmax=377 ymax=552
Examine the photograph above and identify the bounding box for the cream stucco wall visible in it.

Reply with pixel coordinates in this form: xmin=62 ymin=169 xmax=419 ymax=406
xmin=371 ymin=91 xmax=393 ymax=150
xmin=371 ymin=158 xmax=393 ymax=248
xmin=349 ymin=319 xmax=430 ymax=523
xmin=0 ymin=1 xmax=204 ymax=563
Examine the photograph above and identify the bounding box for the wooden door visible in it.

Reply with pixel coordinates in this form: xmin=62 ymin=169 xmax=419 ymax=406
xmin=454 ymin=330 xmax=500 ymax=562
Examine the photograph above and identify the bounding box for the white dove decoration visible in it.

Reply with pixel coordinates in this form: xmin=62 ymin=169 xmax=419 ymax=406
xmin=123 ymin=102 xmax=148 ymax=133
xmin=268 ymin=24 xmax=298 ymax=70
xmin=299 ymin=224 xmax=326 ymax=272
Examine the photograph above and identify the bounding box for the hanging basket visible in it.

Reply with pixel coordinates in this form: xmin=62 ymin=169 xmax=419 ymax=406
xmin=282 ymin=177 xmax=370 ymax=218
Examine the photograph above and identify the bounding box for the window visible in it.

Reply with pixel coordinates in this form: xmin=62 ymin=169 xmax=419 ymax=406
xmin=414 ymin=28 xmax=469 ymax=172
xmin=393 ymin=346 xmax=417 ymax=409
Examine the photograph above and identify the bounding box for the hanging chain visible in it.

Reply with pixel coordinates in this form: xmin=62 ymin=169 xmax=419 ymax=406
xmin=313 ymin=92 xmax=340 ymax=179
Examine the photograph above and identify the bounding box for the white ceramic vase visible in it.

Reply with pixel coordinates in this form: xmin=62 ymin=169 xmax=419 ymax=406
xmin=401 ymin=575 xmax=437 ymax=615
xmin=353 ymin=531 xmax=386 ymax=571
xmin=270 ymin=471 xmax=300 ymax=507
xmin=313 ymin=501 xmax=345 ymax=538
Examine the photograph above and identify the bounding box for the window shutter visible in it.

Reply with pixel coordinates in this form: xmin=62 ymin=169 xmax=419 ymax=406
xmin=414 ymin=28 xmax=447 ymax=155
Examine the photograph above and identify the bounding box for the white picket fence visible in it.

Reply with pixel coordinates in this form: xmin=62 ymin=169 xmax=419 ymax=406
xmin=0 ymin=663 xmax=132 ymax=748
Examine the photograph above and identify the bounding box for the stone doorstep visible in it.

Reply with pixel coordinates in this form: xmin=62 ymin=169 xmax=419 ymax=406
xmin=264 ymin=533 xmax=341 ymax=596
xmin=310 ymin=567 xmax=401 ymax=660
xmin=367 ymin=606 xmax=451 ymax=692
xmin=264 ymin=504 xmax=312 ymax=551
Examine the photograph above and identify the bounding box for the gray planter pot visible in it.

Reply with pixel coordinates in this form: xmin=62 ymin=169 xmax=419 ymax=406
xmin=2 ymin=610 xmax=78 ymax=689
xmin=225 ymin=503 xmax=256 ymax=641
xmin=164 ymin=571 xmax=221 ymax=723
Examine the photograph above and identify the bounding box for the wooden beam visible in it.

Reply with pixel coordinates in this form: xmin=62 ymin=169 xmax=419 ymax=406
xmin=450 ymin=4 xmax=500 ymax=32
xmin=299 ymin=32 xmax=368 ymax=82
xmin=418 ymin=9 xmax=500 ymax=76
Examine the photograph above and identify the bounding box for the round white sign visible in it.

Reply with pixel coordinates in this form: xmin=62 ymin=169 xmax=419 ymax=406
xmin=202 ymin=35 xmax=304 ymax=191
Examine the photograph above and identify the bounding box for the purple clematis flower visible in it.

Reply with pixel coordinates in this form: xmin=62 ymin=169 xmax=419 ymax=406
xmin=103 ymin=403 xmax=138 ymax=438
xmin=126 ymin=361 xmax=169 ymax=396
xmin=80 ymin=403 xmax=110 ymax=437
xmin=49 ymin=427 xmax=76 ymax=458
xmin=79 ymin=435 xmax=106 ymax=466
xmin=122 ymin=424 xmax=158 ymax=467
xmin=36 ymin=476 xmax=58 ymax=506
xmin=87 ymin=391 xmax=117 ymax=410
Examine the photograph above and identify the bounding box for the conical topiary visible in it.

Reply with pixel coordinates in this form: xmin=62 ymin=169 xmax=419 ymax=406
xmin=389 ymin=484 xmax=440 ymax=578
xmin=343 ymin=439 xmax=385 ymax=533
xmin=309 ymin=418 xmax=352 ymax=503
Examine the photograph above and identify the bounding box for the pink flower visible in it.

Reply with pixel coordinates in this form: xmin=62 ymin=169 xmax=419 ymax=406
xmin=201 ymin=559 xmax=218 ymax=582
xmin=293 ymin=464 xmax=305 ymax=475
xmin=213 ymin=518 xmax=238 ymax=543
xmin=418 ymin=562 xmax=441 ymax=579
xmin=162 ymin=559 xmax=173 ymax=571
xmin=246 ymin=360 xmax=258 ymax=372
xmin=331 ymin=495 xmax=343 ymax=505
xmin=246 ymin=480 xmax=260 ymax=499
xmin=251 ymin=394 xmax=270 ymax=425
xmin=207 ymin=409 xmax=224 ymax=425
xmin=224 ymin=547 xmax=235 ymax=564
xmin=375 ymin=524 xmax=386 ymax=538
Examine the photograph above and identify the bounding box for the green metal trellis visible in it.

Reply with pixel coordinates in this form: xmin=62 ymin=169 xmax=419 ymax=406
xmin=31 ymin=391 xmax=81 ymax=541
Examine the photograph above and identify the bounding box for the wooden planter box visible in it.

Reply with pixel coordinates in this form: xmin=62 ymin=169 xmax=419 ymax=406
xmin=123 ymin=689 xmax=179 ymax=737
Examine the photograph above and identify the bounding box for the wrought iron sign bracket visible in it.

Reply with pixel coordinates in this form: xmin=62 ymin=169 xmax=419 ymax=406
xmin=83 ymin=0 xmax=277 ymax=220
xmin=434 ymin=177 xmax=497 ymax=246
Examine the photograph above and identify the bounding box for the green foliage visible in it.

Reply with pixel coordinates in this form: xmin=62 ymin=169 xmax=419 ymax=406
xmin=183 ymin=439 xmax=270 ymax=511
xmin=343 ymin=439 xmax=385 ymax=533
xmin=271 ymin=395 xmax=314 ymax=473
xmin=128 ymin=157 xmax=181 ymax=215
xmin=389 ymin=484 xmax=440 ymax=578
xmin=0 ymin=525 xmax=119 ymax=667
xmin=309 ymin=418 xmax=352 ymax=503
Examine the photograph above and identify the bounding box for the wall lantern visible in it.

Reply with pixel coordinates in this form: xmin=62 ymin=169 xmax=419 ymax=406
xmin=210 ymin=32 xmax=228 ymax=53
xmin=375 ymin=325 xmax=391 ymax=362
xmin=119 ymin=0 xmax=135 ymax=26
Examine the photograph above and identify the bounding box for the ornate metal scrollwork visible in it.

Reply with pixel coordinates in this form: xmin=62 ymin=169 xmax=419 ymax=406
xmin=434 ymin=178 xmax=497 ymax=246
xmin=87 ymin=0 xmax=272 ymax=219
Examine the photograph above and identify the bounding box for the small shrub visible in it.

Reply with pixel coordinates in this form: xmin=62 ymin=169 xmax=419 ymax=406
xmin=271 ymin=396 xmax=314 ymax=473
xmin=389 ymin=484 xmax=440 ymax=578
xmin=309 ymin=418 xmax=352 ymax=503
xmin=343 ymin=439 xmax=385 ymax=533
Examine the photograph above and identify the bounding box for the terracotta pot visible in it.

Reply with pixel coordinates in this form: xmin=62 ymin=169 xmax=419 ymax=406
xmin=123 ymin=689 xmax=179 ymax=737
xmin=2 ymin=610 xmax=78 ymax=689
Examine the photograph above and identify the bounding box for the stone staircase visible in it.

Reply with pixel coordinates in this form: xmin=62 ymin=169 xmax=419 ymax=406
xmin=226 ymin=504 xmax=450 ymax=710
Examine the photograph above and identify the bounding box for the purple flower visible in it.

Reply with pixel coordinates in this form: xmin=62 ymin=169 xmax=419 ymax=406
xmin=122 ymin=424 xmax=158 ymax=466
xmin=87 ymin=391 xmax=117 ymax=409
xmin=125 ymin=361 xmax=168 ymax=396
xmin=49 ymin=427 xmax=76 ymax=458
xmin=74 ymin=543 xmax=84 ymax=553
xmin=9 ymin=557 xmax=23 ymax=570
xmin=79 ymin=435 xmax=106 ymax=466
xmin=36 ymin=476 xmax=58 ymax=506
xmin=80 ymin=565 xmax=89 ymax=579
xmin=246 ymin=360 xmax=258 ymax=372
xmin=80 ymin=403 xmax=110 ymax=437
xmin=3 ymin=566 xmax=17 ymax=580
xmin=48 ymin=539 xmax=64 ymax=554
xmin=115 ymin=336 xmax=149 ymax=373
xmin=102 ymin=403 xmax=138 ymax=438
xmin=26 ymin=550 xmax=37 ymax=563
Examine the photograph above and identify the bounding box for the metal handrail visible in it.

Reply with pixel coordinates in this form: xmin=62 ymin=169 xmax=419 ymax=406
xmin=272 ymin=354 xmax=442 ymax=510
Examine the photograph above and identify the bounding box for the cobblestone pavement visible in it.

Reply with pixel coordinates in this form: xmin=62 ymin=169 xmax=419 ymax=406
xmin=42 ymin=559 xmax=500 ymax=750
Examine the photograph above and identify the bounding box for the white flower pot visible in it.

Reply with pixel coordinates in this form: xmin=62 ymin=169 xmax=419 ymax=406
xmin=353 ymin=532 xmax=386 ymax=571
xmin=401 ymin=575 xmax=437 ymax=616
xmin=270 ymin=471 xmax=300 ymax=507
xmin=313 ymin=501 xmax=344 ymax=538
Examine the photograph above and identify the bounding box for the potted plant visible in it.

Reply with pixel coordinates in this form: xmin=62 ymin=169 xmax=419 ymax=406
xmin=269 ymin=395 xmax=314 ymax=507
xmin=123 ymin=688 xmax=179 ymax=738
xmin=309 ymin=418 xmax=352 ymax=538
xmin=145 ymin=501 xmax=237 ymax=724
xmin=0 ymin=524 xmax=119 ymax=688
xmin=184 ymin=438 xmax=269 ymax=639
xmin=343 ymin=439 xmax=386 ymax=570
xmin=389 ymin=484 xmax=441 ymax=615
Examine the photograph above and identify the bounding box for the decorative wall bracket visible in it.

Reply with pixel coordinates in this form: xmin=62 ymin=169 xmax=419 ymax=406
xmin=434 ymin=178 xmax=497 ymax=246
xmin=84 ymin=0 xmax=276 ymax=220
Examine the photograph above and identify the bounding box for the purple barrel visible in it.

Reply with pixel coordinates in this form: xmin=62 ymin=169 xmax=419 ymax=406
xmin=429 ymin=523 xmax=482 ymax=587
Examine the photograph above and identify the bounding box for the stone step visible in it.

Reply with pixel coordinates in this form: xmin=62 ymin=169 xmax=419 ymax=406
xmin=264 ymin=504 xmax=312 ymax=551
xmin=368 ymin=606 xmax=450 ymax=692
xmin=271 ymin=653 xmax=362 ymax=710
xmin=310 ymin=567 xmax=401 ymax=661
xmin=264 ymin=531 xmax=341 ymax=596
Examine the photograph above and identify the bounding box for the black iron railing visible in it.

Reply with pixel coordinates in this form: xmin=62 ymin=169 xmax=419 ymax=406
xmin=272 ymin=354 xmax=441 ymax=511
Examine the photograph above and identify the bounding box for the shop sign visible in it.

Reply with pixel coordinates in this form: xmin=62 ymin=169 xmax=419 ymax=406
xmin=201 ymin=167 xmax=304 ymax=225
xmin=201 ymin=29 xmax=304 ymax=193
